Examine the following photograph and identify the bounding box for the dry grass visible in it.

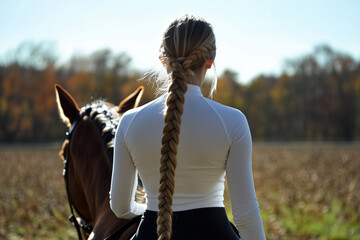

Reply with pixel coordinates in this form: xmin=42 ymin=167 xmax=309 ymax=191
xmin=226 ymin=143 xmax=360 ymax=240
xmin=1 ymin=143 xmax=359 ymax=239
xmin=0 ymin=145 xmax=77 ymax=240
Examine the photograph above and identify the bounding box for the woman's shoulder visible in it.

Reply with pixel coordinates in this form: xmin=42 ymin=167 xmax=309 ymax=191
xmin=116 ymin=96 xmax=164 ymax=137
xmin=122 ymin=95 xmax=165 ymax=119
xmin=203 ymin=98 xmax=247 ymax=120
xmin=203 ymin=98 xmax=250 ymax=142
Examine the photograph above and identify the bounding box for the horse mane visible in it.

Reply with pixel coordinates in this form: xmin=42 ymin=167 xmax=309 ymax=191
xmin=80 ymin=100 xmax=120 ymax=168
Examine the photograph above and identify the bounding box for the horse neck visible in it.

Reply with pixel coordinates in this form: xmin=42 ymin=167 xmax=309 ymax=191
xmin=72 ymin=123 xmax=130 ymax=238
xmin=72 ymin=123 xmax=113 ymax=221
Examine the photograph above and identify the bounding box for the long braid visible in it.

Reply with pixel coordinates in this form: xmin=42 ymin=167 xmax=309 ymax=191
xmin=157 ymin=61 xmax=188 ymax=240
xmin=156 ymin=14 xmax=216 ymax=240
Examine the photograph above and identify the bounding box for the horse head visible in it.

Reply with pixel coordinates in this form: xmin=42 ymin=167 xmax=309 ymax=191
xmin=55 ymin=84 xmax=144 ymax=240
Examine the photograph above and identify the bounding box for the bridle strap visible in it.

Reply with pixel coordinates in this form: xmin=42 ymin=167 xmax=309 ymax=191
xmin=64 ymin=108 xmax=93 ymax=240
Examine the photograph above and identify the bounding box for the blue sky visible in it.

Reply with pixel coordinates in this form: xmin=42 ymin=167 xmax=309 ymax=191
xmin=0 ymin=0 xmax=359 ymax=83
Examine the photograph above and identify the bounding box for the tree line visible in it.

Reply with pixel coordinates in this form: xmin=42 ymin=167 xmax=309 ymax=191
xmin=0 ymin=42 xmax=359 ymax=142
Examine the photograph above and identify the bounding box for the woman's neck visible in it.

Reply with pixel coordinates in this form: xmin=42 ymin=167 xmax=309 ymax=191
xmin=185 ymin=65 xmax=207 ymax=88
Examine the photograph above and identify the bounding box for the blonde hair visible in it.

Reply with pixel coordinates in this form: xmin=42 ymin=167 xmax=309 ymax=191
xmin=157 ymin=14 xmax=216 ymax=240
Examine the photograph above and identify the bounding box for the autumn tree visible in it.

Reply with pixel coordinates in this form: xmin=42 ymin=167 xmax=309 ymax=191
xmin=0 ymin=42 xmax=359 ymax=142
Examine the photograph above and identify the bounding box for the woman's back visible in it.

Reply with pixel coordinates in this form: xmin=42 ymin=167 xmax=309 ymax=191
xmin=117 ymin=84 xmax=250 ymax=212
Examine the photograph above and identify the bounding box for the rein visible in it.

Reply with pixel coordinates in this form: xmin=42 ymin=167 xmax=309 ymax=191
xmin=63 ymin=108 xmax=93 ymax=240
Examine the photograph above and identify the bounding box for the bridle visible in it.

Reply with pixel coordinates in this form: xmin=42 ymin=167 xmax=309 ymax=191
xmin=63 ymin=108 xmax=93 ymax=240
xmin=63 ymin=108 xmax=141 ymax=240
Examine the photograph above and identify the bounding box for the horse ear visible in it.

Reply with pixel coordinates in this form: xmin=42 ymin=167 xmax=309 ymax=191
xmin=54 ymin=84 xmax=80 ymax=125
xmin=118 ymin=86 xmax=144 ymax=114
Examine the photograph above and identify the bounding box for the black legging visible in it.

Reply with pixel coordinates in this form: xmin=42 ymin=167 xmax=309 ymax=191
xmin=131 ymin=207 xmax=240 ymax=240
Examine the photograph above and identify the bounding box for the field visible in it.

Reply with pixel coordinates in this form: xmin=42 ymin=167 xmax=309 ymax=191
xmin=1 ymin=143 xmax=359 ymax=240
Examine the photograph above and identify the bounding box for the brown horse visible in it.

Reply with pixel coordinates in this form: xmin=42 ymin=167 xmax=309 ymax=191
xmin=55 ymin=84 xmax=144 ymax=240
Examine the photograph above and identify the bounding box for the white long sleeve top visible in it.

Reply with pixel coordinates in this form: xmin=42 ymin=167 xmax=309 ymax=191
xmin=110 ymin=84 xmax=266 ymax=239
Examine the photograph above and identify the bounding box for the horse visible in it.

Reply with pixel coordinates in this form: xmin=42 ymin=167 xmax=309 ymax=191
xmin=55 ymin=84 xmax=144 ymax=240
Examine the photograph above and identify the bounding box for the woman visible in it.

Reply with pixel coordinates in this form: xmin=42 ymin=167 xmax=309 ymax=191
xmin=110 ymin=14 xmax=266 ymax=240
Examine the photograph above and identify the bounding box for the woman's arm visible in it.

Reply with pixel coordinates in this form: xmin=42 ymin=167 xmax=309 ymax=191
xmin=109 ymin=118 xmax=146 ymax=219
xmin=226 ymin=115 xmax=266 ymax=239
